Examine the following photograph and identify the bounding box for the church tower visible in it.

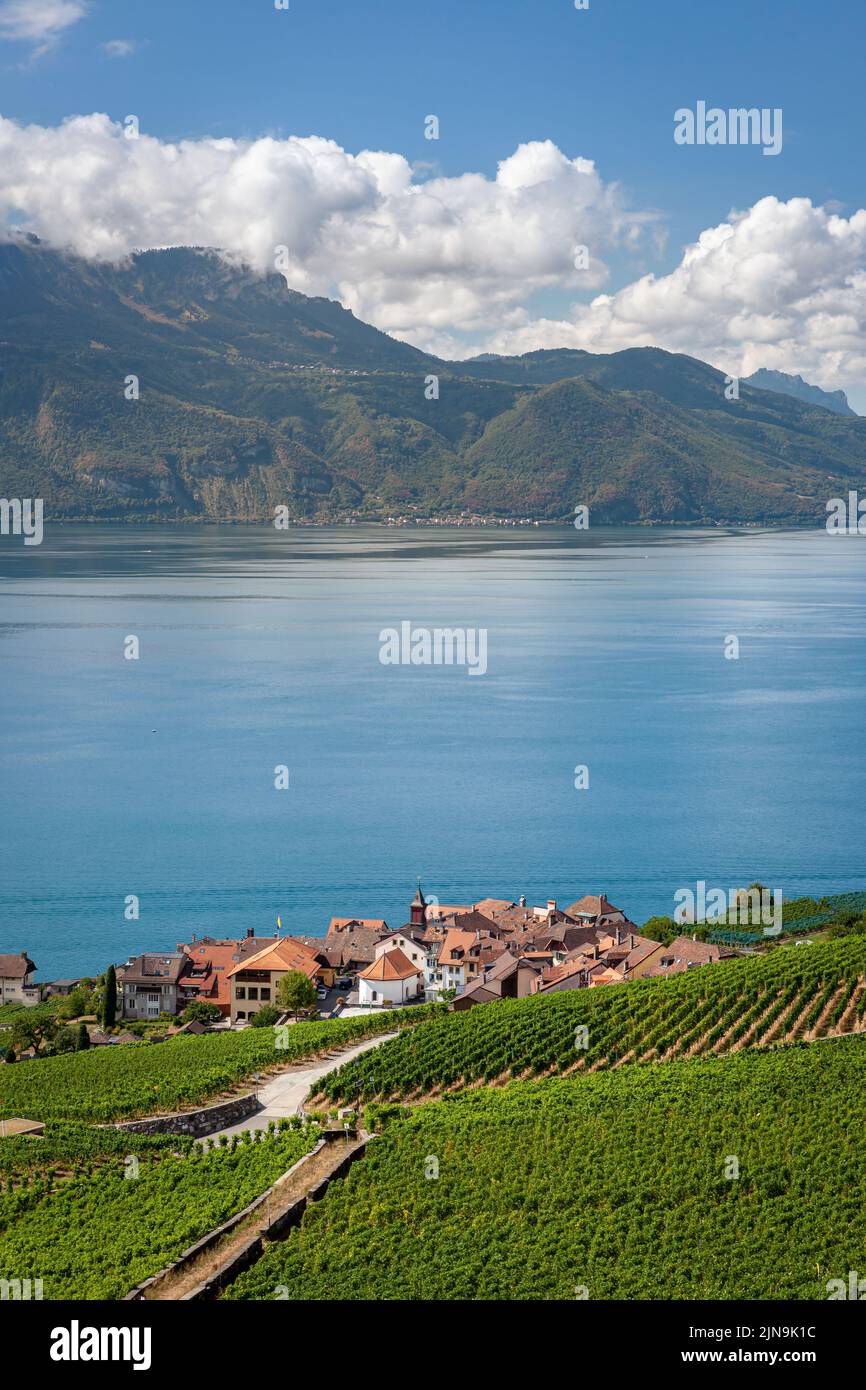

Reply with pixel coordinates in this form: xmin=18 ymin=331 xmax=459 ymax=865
xmin=410 ymin=881 xmax=427 ymax=926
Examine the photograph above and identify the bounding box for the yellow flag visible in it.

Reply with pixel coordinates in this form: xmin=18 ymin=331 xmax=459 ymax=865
xmin=277 ymin=915 xmax=282 ymax=930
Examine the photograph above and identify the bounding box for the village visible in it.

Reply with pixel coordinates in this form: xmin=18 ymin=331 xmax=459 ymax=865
xmin=0 ymin=885 xmax=737 ymax=1044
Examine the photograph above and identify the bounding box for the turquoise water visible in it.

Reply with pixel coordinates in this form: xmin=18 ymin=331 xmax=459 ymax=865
xmin=1 ymin=523 xmax=865 ymax=979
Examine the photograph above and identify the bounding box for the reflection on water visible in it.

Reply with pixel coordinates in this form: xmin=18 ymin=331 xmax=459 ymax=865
xmin=1 ymin=524 xmax=864 ymax=976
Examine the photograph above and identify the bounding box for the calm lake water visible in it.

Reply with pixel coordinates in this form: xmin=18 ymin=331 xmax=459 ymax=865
xmin=1 ymin=523 xmax=865 ymax=979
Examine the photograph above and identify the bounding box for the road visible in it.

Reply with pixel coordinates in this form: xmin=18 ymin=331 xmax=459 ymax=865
xmin=203 ymin=1032 xmax=397 ymax=1142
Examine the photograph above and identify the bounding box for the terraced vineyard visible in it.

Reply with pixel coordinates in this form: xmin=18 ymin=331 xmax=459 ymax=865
xmin=228 ymin=1036 xmax=866 ymax=1301
xmin=0 ymin=1121 xmax=190 ymax=1189
xmin=314 ymin=938 xmax=866 ymax=1103
xmin=0 ymin=1008 xmax=437 ymax=1122
xmin=0 ymin=1120 xmax=320 ymax=1299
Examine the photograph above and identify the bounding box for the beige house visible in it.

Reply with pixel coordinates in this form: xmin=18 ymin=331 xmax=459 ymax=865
xmin=226 ymin=938 xmax=328 ymax=1023
xmin=0 ymin=954 xmax=39 ymax=1008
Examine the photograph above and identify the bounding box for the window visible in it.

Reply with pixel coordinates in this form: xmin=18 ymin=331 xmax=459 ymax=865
xmin=261 ymin=988 xmax=271 ymax=1001
xmin=236 ymin=987 xmax=246 ymax=1000
xmin=248 ymin=987 xmax=259 ymax=1001
xmin=236 ymin=1011 xmax=245 ymax=1020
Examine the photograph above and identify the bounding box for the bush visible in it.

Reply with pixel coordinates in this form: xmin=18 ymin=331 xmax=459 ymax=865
xmin=182 ymin=1001 xmax=222 ymax=1025
xmin=249 ymin=1006 xmax=281 ymax=1029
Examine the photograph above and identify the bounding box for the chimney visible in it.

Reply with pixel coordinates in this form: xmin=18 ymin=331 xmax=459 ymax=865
xmin=246 ymin=927 xmax=254 ymax=939
xmin=547 ymin=900 xmax=556 ymax=914
xmin=519 ymin=895 xmax=526 ymax=908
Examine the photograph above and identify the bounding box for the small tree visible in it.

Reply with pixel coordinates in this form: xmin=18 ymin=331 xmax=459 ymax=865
xmin=76 ymin=1021 xmax=90 ymax=1051
xmin=276 ymin=971 xmax=318 ymax=1016
xmin=51 ymin=1025 xmax=77 ymax=1056
xmin=57 ymin=986 xmax=90 ymax=1021
xmin=640 ymin=915 xmax=678 ymax=945
xmin=101 ymin=964 xmax=117 ymax=1029
xmin=10 ymin=1012 xmax=56 ymax=1058
xmin=182 ymin=1001 xmax=221 ymax=1025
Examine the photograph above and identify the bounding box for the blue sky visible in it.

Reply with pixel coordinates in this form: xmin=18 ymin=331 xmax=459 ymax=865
xmin=1 ymin=0 xmax=864 ymax=403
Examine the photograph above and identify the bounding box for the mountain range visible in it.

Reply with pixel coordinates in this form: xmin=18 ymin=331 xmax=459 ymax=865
xmin=742 ymin=369 xmax=856 ymax=418
xmin=1 ymin=237 xmax=864 ymax=526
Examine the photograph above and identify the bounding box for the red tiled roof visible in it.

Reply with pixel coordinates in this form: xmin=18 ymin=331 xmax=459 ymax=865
xmin=444 ymin=910 xmax=505 ymax=937
xmin=539 ymin=957 xmax=593 ymax=988
xmin=472 ymin=898 xmax=515 ymax=916
xmin=588 ymin=967 xmax=624 ymax=987
xmin=227 ymin=938 xmax=323 ymax=980
xmin=651 ymin=936 xmax=737 ymax=968
xmin=565 ymin=894 xmax=621 ymax=918
xmin=327 ymin=918 xmax=389 ymax=935
xmin=176 ymin=939 xmax=281 ymax=1011
xmin=425 ymin=904 xmax=472 ymax=922
xmin=359 ymin=948 xmax=421 ymax=982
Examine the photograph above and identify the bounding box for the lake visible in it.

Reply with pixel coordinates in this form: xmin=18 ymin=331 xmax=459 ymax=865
xmin=1 ymin=523 xmax=865 ymax=979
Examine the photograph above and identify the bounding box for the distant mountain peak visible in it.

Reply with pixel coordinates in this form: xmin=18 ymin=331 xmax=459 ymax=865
xmin=744 ymin=368 xmax=856 ymax=417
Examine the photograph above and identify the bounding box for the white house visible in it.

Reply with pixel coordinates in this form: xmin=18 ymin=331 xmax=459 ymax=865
xmin=432 ymin=929 xmax=489 ymax=998
xmin=373 ymin=929 xmax=428 ymax=973
xmin=0 ymin=953 xmax=39 ymax=1008
xmin=358 ymin=948 xmax=423 ymax=1007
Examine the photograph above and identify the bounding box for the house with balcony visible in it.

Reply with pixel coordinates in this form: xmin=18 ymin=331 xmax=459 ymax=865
xmin=121 ymin=953 xmax=193 ymax=1020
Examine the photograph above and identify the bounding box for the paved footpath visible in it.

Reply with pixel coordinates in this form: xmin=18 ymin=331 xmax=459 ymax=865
xmin=203 ymin=1032 xmax=398 ymax=1143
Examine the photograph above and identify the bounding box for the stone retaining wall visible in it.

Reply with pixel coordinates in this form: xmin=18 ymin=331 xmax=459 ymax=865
xmin=112 ymin=1092 xmax=259 ymax=1137
xmin=181 ymin=1138 xmax=370 ymax=1301
xmin=124 ymin=1132 xmax=369 ymax=1302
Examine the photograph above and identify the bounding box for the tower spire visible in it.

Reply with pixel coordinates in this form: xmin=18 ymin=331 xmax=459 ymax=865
xmin=410 ymin=880 xmax=427 ymax=925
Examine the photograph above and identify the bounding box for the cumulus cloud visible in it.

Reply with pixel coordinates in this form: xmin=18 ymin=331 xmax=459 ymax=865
xmin=0 ymin=114 xmax=652 ymax=336
xmin=0 ymin=113 xmax=863 ymax=391
xmin=482 ymin=197 xmax=866 ymax=391
xmin=0 ymin=0 xmax=87 ymax=53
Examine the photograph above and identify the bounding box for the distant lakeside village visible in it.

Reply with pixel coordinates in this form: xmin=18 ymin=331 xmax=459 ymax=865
xmin=0 ymin=886 xmax=744 ymax=1042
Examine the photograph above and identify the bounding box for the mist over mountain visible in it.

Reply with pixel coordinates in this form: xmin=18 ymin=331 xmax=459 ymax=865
xmin=2 ymin=239 xmax=865 ymax=525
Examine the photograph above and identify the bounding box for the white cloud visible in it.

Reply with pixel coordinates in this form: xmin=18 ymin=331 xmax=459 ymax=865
xmin=101 ymin=38 xmax=137 ymax=59
xmin=0 ymin=0 xmax=88 ymax=52
xmin=0 ymin=113 xmax=863 ymax=391
xmin=480 ymin=197 xmax=866 ymax=392
xmin=0 ymin=114 xmax=653 ymax=335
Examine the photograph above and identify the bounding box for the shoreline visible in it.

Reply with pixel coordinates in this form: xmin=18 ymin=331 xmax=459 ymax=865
xmin=1 ymin=516 xmax=821 ymax=532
